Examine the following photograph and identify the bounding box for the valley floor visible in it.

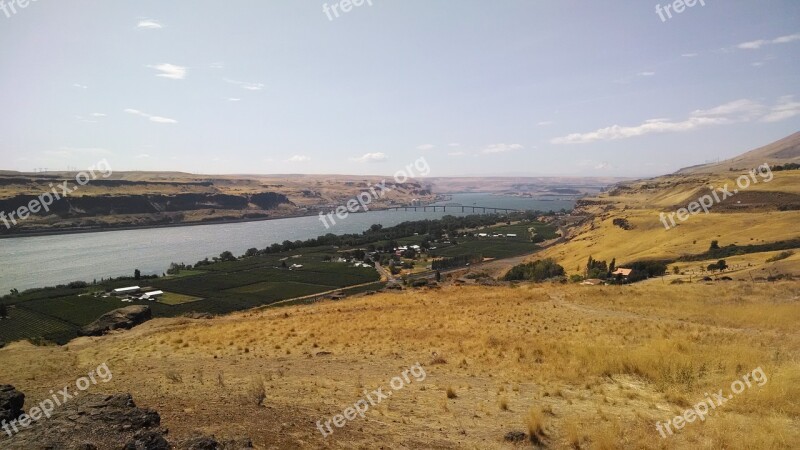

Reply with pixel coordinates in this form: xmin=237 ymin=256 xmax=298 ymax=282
xmin=1 ymin=282 xmax=798 ymax=449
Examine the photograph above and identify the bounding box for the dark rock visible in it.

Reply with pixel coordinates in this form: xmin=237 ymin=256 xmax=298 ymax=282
xmin=504 ymin=431 xmax=527 ymax=442
xmin=0 ymin=385 xmax=24 ymax=422
xmin=78 ymin=306 xmax=152 ymax=337
xmin=181 ymin=436 xmax=220 ymax=450
xmin=177 ymin=436 xmax=253 ymax=450
xmin=124 ymin=430 xmax=171 ymax=450
xmin=2 ymin=392 xmax=163 ymax=450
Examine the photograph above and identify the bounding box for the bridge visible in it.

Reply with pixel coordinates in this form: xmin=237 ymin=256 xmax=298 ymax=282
xmin=386 ymin=203 xmax=520 ymax=214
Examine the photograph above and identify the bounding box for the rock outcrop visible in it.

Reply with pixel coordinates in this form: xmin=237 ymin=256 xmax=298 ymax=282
xmin=0 ymin=385 xmax=24 ymax=422
xmin=0 ymin=387 xmax=253 ymax=449
xmin=78 ymin=306 xmax=152 ymax=337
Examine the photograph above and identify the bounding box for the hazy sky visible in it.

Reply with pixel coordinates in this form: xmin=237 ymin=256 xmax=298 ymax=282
xmin=1 ymin=0 xmax=798 ymax=177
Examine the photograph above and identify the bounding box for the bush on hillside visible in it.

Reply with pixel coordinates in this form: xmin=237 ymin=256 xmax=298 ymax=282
xmin=504 ymin=259 xmax=565 ymax=282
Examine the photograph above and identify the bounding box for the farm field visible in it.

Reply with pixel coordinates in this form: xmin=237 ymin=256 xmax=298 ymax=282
xmin=0 ymin=247 xmax=380 ymax=344
xmin=428 ymin=221 xmax=557 ymax=260
xmin=0 ymin=217 xmax=553 ymax=345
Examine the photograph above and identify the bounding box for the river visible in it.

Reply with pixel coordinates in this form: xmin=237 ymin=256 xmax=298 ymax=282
xmin=0 ymin=194 xmax=575 ymax=292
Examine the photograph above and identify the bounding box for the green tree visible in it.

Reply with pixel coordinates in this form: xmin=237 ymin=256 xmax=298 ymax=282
xmin=504 ymin=259 xmax=565 ymax=282
xmin=134 ymin=269 xmax=141 ymax=280
xmin=219 ymin=251 xmax=236 ymax=262
xmin=709 ymin=240 xmax=720 ymax=251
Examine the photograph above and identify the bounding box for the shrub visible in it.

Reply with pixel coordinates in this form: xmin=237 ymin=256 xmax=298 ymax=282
xmin=504 ymin=259 xmax=565 ymax=282
xmin=767 ymin=251 xmax=794 ymax=263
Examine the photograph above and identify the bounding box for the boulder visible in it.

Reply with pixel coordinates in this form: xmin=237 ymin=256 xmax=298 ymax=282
xmin=2 ymin=392 xmax=163 ymax=450
xmin=0 ymin=385 xmax=24 ymax=422
xmin=78 ymin=306 xmax=152 ymax=337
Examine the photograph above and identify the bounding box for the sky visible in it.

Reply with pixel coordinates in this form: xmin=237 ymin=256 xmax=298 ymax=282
xmin=0 ymin=0 xmax=798 ymax=178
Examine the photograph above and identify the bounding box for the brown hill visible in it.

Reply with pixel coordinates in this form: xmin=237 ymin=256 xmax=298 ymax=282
xmin=678 ymin=132 xmax=800 ymax=174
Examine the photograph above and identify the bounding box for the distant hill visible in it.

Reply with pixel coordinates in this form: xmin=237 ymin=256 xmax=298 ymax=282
xmin=678 ymin=132 xmax=800 ymax=174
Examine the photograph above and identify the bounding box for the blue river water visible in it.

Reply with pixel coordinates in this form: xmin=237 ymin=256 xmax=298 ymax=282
xmin=0 ymin=194 xmax=575 ymax=292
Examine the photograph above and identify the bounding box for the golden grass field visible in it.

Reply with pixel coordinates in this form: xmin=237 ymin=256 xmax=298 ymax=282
xmin=537 ymin=170 xmax=800 ymax=278
xmin=2 ymin=282 xmax=798 ymax=449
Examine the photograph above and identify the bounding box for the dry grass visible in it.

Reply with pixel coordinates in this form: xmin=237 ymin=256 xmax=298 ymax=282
xmin=0 ymin=282 xmax=798 ymax=449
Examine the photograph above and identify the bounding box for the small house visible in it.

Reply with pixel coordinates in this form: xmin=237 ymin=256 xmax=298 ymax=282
xmin=139 ymin=290 xmax=164 ymax=301
xmin=113 ymin=286 xmax=141 ymax=296
xmin=612 ymin=268 xmax=633 ymax=278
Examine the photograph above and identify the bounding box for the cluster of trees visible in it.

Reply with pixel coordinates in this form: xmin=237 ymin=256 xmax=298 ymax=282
xmin=585 ymin=256 xmax=617 ymax=279
xmin=177 ymin=214 xmax=526 ymax=270
xmin=504 ymin=259 xmax=565 ymax=282
xmin=772 ymin=163 xmax=800 ymax=171
xmin=625 ymin=260 xmax=668 ymax=282
xmin=707 ymin=259 xmax=728 ymax=272
xmin=680 ymin=239 xmax=800 ymax=262
xmin=580 ymin=256 xmax=667 ymax=284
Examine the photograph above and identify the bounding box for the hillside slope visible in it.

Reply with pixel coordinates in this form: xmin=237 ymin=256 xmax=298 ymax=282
xmin=1 ymin=283 xmax=798 ymax=449
xmin=534 ymin=134 xmax=800 ymax=280
xmin=678 ymin=132 xmax=800 ymax=174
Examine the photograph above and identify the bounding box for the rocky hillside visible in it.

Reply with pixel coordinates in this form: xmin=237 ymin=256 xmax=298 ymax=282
xmin=0 ymin=172 xmax=435 ymax=235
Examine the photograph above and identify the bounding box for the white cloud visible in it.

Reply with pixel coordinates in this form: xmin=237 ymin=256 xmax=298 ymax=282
xmin=447 ymin=151 xmax=465 ymax=157
xmin=90 ymin=113 xmax=106 ymax=117
xmin=287 ymin=155 xmax=310 ymax=163
xmin=137 ymin=20 xmax=163 ymax=29
xmin=550 ymin=98 xmax=793 ymax=145
xmin=448 ymin=143 xmax=461 ymax=147
xmin=773 ymin=33 xmax=800 ymax=44
xmin=738 ymin=40 xmax=770 ymax=50
xmin=760 ymin=96 xmax=800 ymax=123
xmin=594 ymin=162 xmax=613 ymax=170
xmin=148 ymin=63 xmax=187 ymax=80
xmin=72 ymin=84 xmax=88 ymax=89
xmin=225 ymin=78 xmax=264 ymax=91
xmin=690 ymin=99 xmax=766 ymax=120
xmin=227 ymin=98 xmax=241 ymax=102
xmin=681 ymin=53 xmax=698 ymax=58
xmin=638 ymin=71 xmax=656 ymax=77
xmin=417 ymin=144 xmax=435 ymax=150
xmin=135 ymin=154 xmax=151 ymax=159
xmin=482 ymin=143 xmax=523 ymax=154
xmin=124 ymin=108 xmax=178 ymax=124
xmin=738 ymin=33 xmax=800 ymax=50
xmin=351 ymin=152 xmax=388 ymax=163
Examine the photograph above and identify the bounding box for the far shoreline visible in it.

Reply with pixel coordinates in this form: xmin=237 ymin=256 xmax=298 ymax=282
xmin=0 ymin=194 xmax=577 ymax=240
